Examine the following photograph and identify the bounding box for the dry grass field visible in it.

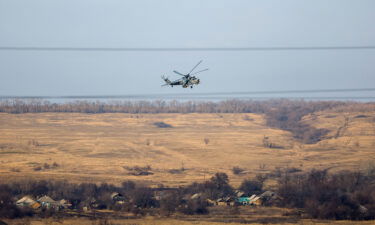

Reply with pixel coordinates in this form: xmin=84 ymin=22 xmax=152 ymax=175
xmin=1 ymin=110 xmax=374 ymax=187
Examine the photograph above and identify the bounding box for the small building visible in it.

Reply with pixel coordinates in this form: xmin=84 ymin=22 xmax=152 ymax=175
xmin=111 ymin=192 xmax=125 ymax=201
xmin=37 ymin=195 xmax=59 ymax=209
xmin=237 ymin=197 xmax=251 ymax=205
xmin=16 ymin=196 xmax=36 ymax=207
xmin=190 ymin=193 xmax=201 ymax=200
xmin=16 ymin=196 xmax=40 ymax=209
xmin=236 ymin=195 xmax=262 ymax=206
xmin=206 ymin=199 xmax=216 ymax=206
xmin=250 ymin=195 xmax=262 ymax=206
xmin=59 ymin=199 xmax=72 ymax=209
xmin=216 ymin=196 xmax=235 ymax=206
xmin=235 ymin=190 xmax=246 ymax=198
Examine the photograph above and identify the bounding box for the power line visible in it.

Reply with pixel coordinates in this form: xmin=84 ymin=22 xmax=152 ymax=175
xmin=1 ymin=46 xmax=375 ymax=52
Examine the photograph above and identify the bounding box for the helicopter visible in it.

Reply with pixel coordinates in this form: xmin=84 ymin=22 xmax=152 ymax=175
xmin=162 ymin=60 xmax=208 ymax=88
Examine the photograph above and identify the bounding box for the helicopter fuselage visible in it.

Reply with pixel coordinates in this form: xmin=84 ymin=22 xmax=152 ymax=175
xmin=161 ymin=60 xmax=206 ymax=88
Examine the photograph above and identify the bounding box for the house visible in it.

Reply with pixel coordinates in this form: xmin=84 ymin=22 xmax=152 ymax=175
xmin=249 ymin=195 xmax=262 ymax=206
xmin=111 ymin=192 xmax=125 ymax=203
xmin=216 ymin=196 xmax=235 ymax=206
xmin=59 ymin=199 xmax=72 ymax=209
xmin=190 ymin=193 xmax=201 ymax=200
xmin=237 ymin=197 xmax=251 ymax=205
xmin=236 ymin=195 xmax=262 ymax=206
xmin=16 ymin=196 xmax=41 ymax=209
xmin=235 ymin=190 xmax=246 ymax=198
xmin=206 ymin=199 xmax=216 ymax=206
xmin=16 ymin=196 xmax=36 ymax=207
xmin=37 ymin=195 xmax=59 ymax=209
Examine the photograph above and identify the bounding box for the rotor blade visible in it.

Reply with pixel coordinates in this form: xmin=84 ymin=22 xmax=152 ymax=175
xmin=173 ymin=70 xmax=185 ymax=76
xmin=191 ymin=68 xmax=209 ymax=75
xmin=188 ymin=60 xmax=202 ymax=74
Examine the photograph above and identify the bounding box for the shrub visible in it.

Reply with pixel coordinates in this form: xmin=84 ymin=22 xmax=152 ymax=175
xmin=159 ymin=191 xmax=181 ymax=215
xmin=153 ymin=122 xmax=172 ymax=128
xmin=33 ymin=166 xmax=42 ymax=171
xmin=239 ymin=179 xmax=263 ymax=195
xmin=277 ymin=169 xmax=375 ymax=220
xmin=123 ymin=165 xmax=153 ymax=176
xmin=132 ymin=188 xmax=158 ymax=208
xmin=232 ymin=166 xmax=245 ymax=175
xmin=178 ymin=198 xmax=209 ymax=215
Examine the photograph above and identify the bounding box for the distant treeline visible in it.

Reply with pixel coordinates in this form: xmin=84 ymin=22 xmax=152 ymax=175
xmin=1 ymin=99 xmax=374 ymax=144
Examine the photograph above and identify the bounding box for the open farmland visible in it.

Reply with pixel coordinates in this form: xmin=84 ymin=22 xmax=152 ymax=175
xmin=1 ymin=109 xmax=374 ymax=187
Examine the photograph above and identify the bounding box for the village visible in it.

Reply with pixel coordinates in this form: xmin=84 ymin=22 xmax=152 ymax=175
xmin=14 ymin=188 xmax=280 ymax=213
xmin=3 ymin=168 xmax=373 ymax=221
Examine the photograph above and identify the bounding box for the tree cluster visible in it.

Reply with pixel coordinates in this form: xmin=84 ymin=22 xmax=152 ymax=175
xmin=278 ymin=169 xmax=375 ymax=220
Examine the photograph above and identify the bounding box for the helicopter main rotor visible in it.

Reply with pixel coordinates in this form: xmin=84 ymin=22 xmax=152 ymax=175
xmin=173 ymin=60 xmax=208 ymax=78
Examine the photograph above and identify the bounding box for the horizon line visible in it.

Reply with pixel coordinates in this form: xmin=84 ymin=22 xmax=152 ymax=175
xmin=1 ymin=88 xmax=375 ymax=99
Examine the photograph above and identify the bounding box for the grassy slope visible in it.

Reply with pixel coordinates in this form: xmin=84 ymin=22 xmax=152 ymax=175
xmin=0 ymin=111 xmax=374 ymax=187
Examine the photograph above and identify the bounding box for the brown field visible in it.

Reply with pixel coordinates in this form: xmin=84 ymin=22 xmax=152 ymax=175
xmin=1 ymin=110 xmax=374 ymax=187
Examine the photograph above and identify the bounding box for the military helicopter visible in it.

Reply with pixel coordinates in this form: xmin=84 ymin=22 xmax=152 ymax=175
xmin=162 ymin=60 xmax=208 ymax=88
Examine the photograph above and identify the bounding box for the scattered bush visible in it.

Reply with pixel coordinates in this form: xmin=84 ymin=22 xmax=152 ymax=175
xmin=10 ymin=168 xmax=21 ymax=172
xmin=132 ymin=188 xmax=158 ymax=208
xmin=159 ymin=191 xmax=181 ymax=215
xmin=168 ymin=168 xmax=185 ymax=174
xmin=239 ymin=179 xmax=263 ymax=195
xmin=33 ymin=166 xmax=42 ymax=171
xmin=243 ymin=115 xmax=254 ymax=121
xmin=43 ymin=163 xmax=50 ymax=170
xmin=178 ymin=198 xmax=209 ymax=215
xmin=285 ymin=167 xmax=302 ymax=174
xmin=123 ymin=165 xmax=153 ymax=176
xmin=153 ymin=122 xmax=172 ymax=128
xmin=232 ymin=166 xmax=245 ymax=175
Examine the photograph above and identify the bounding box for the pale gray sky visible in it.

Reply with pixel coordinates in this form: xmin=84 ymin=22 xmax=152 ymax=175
xmin=0 ymin=0 xmax=374 ymax=96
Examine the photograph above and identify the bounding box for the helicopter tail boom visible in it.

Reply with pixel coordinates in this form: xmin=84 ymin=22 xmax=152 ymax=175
xmin=161 ymin=75 xmax=172 ymax=86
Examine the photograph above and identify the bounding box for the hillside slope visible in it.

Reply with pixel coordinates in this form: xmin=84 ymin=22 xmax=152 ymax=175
xmin=0 ymin=111 xmax=374 ymax=186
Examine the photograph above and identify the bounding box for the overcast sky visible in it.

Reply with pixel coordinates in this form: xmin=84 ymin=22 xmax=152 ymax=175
xmin=0 ymin=0 xmax=374 ymax=96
